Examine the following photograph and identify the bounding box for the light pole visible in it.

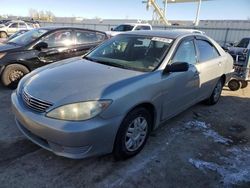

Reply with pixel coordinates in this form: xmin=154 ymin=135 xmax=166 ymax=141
xmin=194 ymin=0 xmax=202 ymax=26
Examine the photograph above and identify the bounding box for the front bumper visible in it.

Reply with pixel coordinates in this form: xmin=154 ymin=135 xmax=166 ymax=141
xmin=11 ymin=92 xmax=124 ymax=159
xmin=0 ymin=64 xmax=4 ymax=75
xmin=225 ymin=70 xmax=235 ymax=84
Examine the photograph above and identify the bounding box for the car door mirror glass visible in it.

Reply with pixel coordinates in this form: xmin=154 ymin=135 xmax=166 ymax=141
xmin=34 ymin=42 xmax=48 ymax=51
xmin=164 ymin=62 xmax=189 ymax=73
xmin=111 ymin=28 xmax=113 ymax=31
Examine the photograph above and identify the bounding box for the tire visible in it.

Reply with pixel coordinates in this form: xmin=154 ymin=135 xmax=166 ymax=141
xmin=205 ymin=78 xmax=223 ymax=105
xmin=240 ymin=80 xmax=248 ymax=89
xmin=0 ymin=31 xmax=7 ymax=38
xmin=113 ymin=107 xmax=152 ymax=160
xmin=1 ymin=64 xmax=29 ymax=88
xmin=228 ymin=79 xmax=242 ymax=91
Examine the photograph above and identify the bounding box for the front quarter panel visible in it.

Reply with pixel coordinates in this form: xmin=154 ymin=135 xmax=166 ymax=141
xmin=100 ymin=71 xmax=163 ymax=128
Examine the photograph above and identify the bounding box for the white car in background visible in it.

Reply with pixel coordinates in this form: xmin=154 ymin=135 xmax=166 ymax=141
xmin=106 ymin=23 xmax=152 ymax=37
xmin=0 ymin=20 xmax=33 ymax=38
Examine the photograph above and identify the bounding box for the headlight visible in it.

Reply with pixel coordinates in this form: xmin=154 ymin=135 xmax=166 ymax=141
xmin=46 ymin=100 xmax=112 ymax=121
xmin=0 ymin=53 xmax=6 ymax=59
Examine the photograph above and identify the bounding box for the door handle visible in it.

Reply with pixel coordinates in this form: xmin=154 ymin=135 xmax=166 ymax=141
xmin=194 ymin=70 xmax=200 ymax=78
xmin=194 ymin=70 xmax=200 ymax=75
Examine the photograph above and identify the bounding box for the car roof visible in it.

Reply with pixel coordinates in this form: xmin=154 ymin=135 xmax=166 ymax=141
xmin=171 ymin=29 xmax=204 ymax=34
xmin=36 ymin=26 xmax=107 ymax=35
xmin=120 ymin=30 xmax=196 ymax=39
xmin=124 ymin=23 xmax=151 ymax=26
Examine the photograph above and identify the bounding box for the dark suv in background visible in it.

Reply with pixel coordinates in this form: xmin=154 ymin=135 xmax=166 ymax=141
xmin=0 ymin=27 xmax=108 ymax=87
xmin=224 ymin=37 xmax=250 ymax=61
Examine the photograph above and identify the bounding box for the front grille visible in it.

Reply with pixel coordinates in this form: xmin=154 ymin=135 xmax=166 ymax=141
xmin=22 ymin=90 xmax=53 ymax=112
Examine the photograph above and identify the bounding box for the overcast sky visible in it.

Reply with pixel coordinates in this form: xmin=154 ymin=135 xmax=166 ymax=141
xmin=0 ymin=0 xmax=249 ymax=20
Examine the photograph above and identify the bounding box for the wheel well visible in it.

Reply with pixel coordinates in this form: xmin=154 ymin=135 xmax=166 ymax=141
xmin=0 ymin=31 xmax=7 ymax=34
xmin=5 ymin=63 xmax=31 ymax=72
xmin=0 ymin=31 xmax=8 ymax=36
xmin=221 ymin=74 xmax=226 ymax=85
xmin=130 ymin=102 xmax=156 ymax=131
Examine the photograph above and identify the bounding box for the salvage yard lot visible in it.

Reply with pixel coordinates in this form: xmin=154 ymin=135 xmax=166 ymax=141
xmin=0 ymin=84 xmax=250 ymax=188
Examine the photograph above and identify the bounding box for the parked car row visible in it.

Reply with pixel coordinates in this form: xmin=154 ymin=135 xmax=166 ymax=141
xmin=0 ymin=19 xmax=40 ymax=38
xmin=8 ymin=28 xmax=234 ymax=160
xmin=0 ymin=27 xmax=108 ymax=87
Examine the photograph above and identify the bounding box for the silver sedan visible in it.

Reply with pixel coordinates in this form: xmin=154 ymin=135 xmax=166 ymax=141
xmin=12 ymin=30 xmax=234 ymax=159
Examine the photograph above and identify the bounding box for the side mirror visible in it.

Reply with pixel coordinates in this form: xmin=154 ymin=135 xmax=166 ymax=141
xmin=164 ymin=62 xmax=189 ymax=73
xmin=111 ymin=28 xmax=113 ymax=31
xmin=33 ymin=42 xmax=48 ymax=51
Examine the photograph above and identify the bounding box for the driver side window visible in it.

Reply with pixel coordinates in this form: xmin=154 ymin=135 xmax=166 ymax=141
xmin=172 ymin=40 xmax=197 ymax=65
xmin=40 ymin=30 xmax=74 ymax=48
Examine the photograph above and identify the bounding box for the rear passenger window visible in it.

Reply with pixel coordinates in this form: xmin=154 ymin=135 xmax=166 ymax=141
xmin=76 ymin=31 xmax=106 ymax=44
xmin=196 ymin=40 xmax=220 ymax=62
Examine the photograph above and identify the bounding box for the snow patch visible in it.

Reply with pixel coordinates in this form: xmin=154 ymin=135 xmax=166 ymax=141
xmin=185 ymin=120 xmax=233 ymax=145
xmin=189 ymin=147 xmax=250 ymax=186
xmin=203 ymin=130 xmax=233 ymax=145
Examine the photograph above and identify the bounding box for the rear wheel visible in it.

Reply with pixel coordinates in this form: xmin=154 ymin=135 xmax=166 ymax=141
xmin=228 ymin=79 xmax=242 ymax=91
xmin=240 ymin=80 xmax=248 ymax=89
xmin=0 ymin=31 xmax=7 ymax=38
xmin=1 ymin=64 xmax=29 ymax=88
xmin=205 ymin=78 xmax=223 ymax=105
xmin=113 ymin=107 xmax=152 ymax=160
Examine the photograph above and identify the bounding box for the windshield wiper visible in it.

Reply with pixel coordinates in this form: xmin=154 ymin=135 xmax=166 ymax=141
xmin=83 ymin=56 xmax=149 ymax=72
xmin=83 ymin=56 xmax=97 ymax=62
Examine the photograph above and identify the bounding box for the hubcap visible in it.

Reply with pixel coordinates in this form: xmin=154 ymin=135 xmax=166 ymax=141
xmin=214 ymin=81 xmax=222 ymax=101
xmin=125 ymin=117 xmax=148 ymax=152
xmin=9 ymin=70 xmax=24 ymax=82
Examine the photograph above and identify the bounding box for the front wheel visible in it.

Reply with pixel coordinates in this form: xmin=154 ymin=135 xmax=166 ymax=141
xmin=1 ymin=64 xmax=29 ymax=88
xmin=113 ymin=107 xmax=152 ymax=160
xmin=205 ymin=78 xmax=223 ymax=105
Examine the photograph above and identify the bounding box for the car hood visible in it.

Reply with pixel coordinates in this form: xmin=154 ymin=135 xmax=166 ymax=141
xmin=23 ymin=58 xmax=145 ymax=105
xmin=0 ymin=43 xmax=22 ymax=52
xmin=228 ymin=47 xmax=247 ymax=55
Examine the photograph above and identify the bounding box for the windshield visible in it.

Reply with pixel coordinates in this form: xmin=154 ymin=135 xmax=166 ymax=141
xmin=86 ymin=35 xmax=173 ymax=72
xmin=8 ymin=28 xmax=49 ymax=46
xmin=236 ymin=38 xmax=250 ymax=48
xmin=8 ymin=30 xmax=28 ymax=40
xmin=113 ymin=24 xmax=134 ymax=32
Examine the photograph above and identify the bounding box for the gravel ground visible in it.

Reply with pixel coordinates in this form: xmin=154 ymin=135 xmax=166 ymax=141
xmin=0 ymin=84 xmax=249 ymax=188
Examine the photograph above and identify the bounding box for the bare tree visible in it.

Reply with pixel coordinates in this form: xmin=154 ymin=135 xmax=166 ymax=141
xmin=28 ymin=9 xmax=55 ymax=21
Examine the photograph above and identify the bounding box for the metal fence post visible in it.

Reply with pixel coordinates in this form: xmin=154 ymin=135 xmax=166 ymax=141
xmin=223 ymin=28 xmax=230 ymax=46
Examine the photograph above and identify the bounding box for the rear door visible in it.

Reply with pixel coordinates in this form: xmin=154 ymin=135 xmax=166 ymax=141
xmin=70 ymin=30 xmax=107 ymax=57
xmin=161 ymin=37 xmax=200 ymax=120
xmin=195 ymin=37 xmax=223 ymax=99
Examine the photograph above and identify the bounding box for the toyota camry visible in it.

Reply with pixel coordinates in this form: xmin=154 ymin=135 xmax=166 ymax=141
xmin=12 ymin=30 xmax=234 ymax=160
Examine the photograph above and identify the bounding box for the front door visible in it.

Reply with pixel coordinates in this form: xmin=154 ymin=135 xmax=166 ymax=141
xmin=7 ymin=23 xmax=18 ymax=35
xmin=36 ymin=30 xmax=75 ymax=64
xmin=161 ymin=38 xmax=200 ymax=120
